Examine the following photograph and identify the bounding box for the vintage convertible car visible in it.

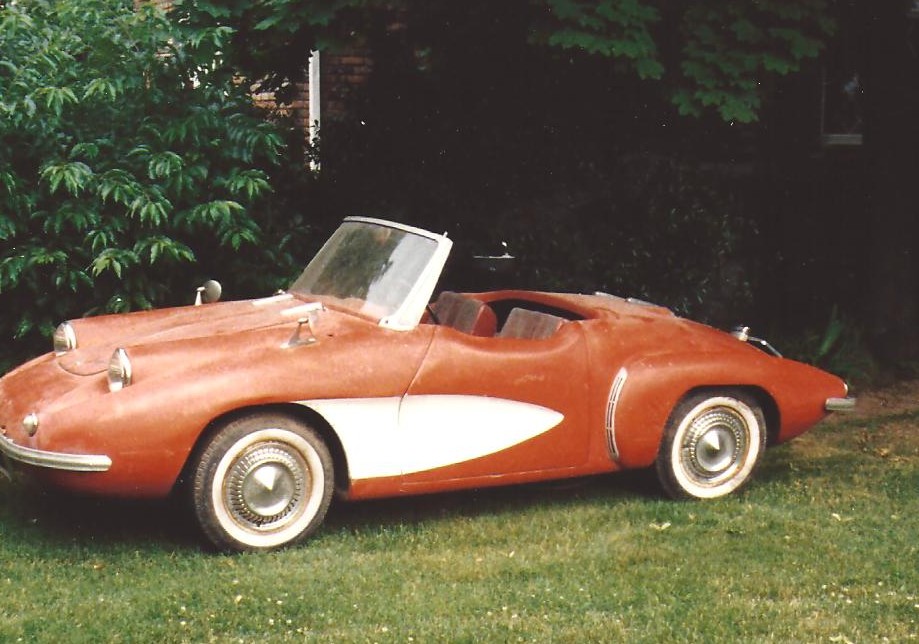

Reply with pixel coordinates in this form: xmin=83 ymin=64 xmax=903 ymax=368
xmin=0 ymin=217 xmax=854 ymax=551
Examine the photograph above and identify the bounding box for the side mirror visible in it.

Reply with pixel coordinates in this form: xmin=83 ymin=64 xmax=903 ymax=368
xmin=194 ymin=279 xmax=222 ymax=306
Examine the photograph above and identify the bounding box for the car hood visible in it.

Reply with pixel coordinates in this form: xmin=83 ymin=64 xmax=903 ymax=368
xmin=57 ymin=294 xmax=323 ymax=376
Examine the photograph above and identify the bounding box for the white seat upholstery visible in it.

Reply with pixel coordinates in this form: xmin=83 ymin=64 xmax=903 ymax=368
xmin=431 ymin=292 xmax=497 ymax=336
xmin=498 ymin=307 xmax=565 ymax=340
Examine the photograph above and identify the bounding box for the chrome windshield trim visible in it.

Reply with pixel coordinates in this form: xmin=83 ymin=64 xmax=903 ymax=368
xmin=825 ymin=397 xmax=857 ymax=412
xmin=346 ymin=217 xmax=452 ymax=331
xmin=293 ymin=217 xmax=452 ymax=332
xmin=344 ymin=216 xmax=446 ymax=242
xmin=0 ymin=435 xmax=112 ymax=472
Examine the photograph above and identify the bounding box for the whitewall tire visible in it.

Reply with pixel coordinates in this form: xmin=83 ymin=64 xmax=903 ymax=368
xmin=656 ymin=391 xmax=766 ymax=500
xmin=191 ymin=414 xmax=334 ymax=552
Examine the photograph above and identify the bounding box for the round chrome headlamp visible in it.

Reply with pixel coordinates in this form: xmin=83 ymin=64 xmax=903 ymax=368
xmin=107 ymin=348 xmax=133 ymax=392
xmin=53 ymin=322 xmax=78 ymax=355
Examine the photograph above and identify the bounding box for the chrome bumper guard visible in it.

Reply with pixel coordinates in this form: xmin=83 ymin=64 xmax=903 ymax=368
xmin=825 ymin=397 xmax=857 ymax=412
xmin=0 ymin=434 xmax=112 ymax=472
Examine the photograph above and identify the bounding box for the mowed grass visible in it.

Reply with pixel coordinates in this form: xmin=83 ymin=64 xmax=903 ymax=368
xmin=1 ymin=406 xmax=917 ymax=642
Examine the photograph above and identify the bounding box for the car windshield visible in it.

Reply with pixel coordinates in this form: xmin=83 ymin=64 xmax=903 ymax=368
xmin=289 ymin=220 xmax=439 ymax=321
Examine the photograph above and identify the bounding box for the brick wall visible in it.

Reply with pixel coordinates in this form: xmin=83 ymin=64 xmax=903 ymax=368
xmin=265 ymin=52 xmax=374 ymax=132
xmin=316 ymin=52 xmax=373 ymax=122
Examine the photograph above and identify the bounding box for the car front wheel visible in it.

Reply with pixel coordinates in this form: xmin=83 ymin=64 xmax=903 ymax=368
xmin=191 ymin=414 xmax=334 ymax=552
xmin=656 ymin=391 xmax=766 ymax=500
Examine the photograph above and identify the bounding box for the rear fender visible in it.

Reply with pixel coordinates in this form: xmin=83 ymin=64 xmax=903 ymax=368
xmin=610 ymin=352 xmax=774 ymax=468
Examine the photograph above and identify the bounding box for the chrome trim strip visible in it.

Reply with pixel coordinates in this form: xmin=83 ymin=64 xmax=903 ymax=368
xmin=280 ymin=302 xmax=324 ymax=317
xmin=0 ymin=435 xmax=112 ymax=472
xmin=252 ymin=293 xmax=294 ymax=306
xmin=605 ymin=368 xmax=628 ymax=460
xmin=748 ymin=335 xmax=782 ymax=357
xmin=825 ymin=397 xmax=857 ymax=412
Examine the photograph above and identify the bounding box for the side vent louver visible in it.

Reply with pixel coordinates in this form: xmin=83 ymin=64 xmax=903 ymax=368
xmin=605 ymin=368 xmax=628 ymax=460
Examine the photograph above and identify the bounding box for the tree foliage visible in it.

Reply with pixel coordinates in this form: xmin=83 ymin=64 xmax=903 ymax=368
xmin=673 ymin=1 xmax=833 ymax=122
xmin=175 ymin=0 xmax=833 ymax=123
xmin=167 ymin=0 xmax=834 ymax=326
xmin=170 ymin=0 xmax=358 ymax=103
xmin=0 ymin=0 xmax=286 ymax=369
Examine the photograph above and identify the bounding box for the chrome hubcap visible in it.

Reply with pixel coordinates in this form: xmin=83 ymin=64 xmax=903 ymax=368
xmin=695 ymin=427 xmax=737 ymax=472
xmin=225 ymin=443 xmax=308 ymax=529
xmin=682 ymin=407 xmax=747 ymax=482
xmin=242 ymin=463 xmax=296 ymax=517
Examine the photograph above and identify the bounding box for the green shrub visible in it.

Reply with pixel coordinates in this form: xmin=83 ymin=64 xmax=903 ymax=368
xmin=0 ymin=0 xmax=287 ymax=372
xmin=778 ymin=306 xmax=881 ymax=385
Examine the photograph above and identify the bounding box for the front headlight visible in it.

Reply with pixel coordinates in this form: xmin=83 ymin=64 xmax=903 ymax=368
xmin=107 ymin=348 xmax=133 ymax=392
xmin=53 ymin=322 xmax=77 ymax=355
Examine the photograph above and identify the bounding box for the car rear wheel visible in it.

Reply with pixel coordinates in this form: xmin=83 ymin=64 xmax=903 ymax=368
xmin=656 ymin=391 xmax=766 ymax=500
xmin=191 ymin=414 xmax=333 ymax=552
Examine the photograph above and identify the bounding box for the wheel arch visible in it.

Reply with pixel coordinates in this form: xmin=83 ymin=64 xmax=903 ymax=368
xmin=612 ymin=353 xmax=782 ymax=468
xmin=172 ymin=402 xmax=352 ymax=498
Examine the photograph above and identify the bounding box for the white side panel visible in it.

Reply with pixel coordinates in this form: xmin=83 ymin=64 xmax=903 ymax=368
xmin=397 ymin=395 xmax=564 ymax=475
xmin=301 ymin=397 xmax=402 ymax=480
xmin=299 ymin=395 xmax=564 ymax=480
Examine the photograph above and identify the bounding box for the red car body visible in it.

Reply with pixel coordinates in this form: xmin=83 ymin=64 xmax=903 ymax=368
xmin=0 ymin=217 xmax=853 ymax=551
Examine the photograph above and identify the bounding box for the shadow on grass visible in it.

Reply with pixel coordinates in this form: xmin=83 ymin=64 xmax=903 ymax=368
xmin=324 ymin=468 xmax=663 ymax=535
xmin=0 ymin=480 xmax=201 ymax=552
xmin=754 ymin=444 xmax=821 ymax=486
xmin=5 ymin=438 xmax=871 ymax=551
xmin=0 ymin=469 xmax=663 ymax=550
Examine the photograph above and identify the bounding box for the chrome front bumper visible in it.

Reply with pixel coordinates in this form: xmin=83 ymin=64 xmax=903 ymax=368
xmin=825 ymin=397 xmax=857 ymax=412
xmin=0 ymin=434 xmax=111 ymax=472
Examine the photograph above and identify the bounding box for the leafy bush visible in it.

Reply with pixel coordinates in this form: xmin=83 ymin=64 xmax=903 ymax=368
xmin=778 ymin=306 xmax=880 ymax=385
xmin=0 ymin=0 xmax=288 ymax=372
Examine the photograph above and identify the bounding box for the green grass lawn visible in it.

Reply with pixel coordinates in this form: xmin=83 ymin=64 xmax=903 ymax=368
xmin=1 ymin=403 xmax=916 ymax=643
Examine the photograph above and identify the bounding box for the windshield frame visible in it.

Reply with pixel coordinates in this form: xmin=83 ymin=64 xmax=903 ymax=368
xmin=289 ymin=217 xmax=452 ymax=331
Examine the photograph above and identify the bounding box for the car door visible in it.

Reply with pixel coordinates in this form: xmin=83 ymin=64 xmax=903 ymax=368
xmin=398 ymin=319 xmax=591 ymax=489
